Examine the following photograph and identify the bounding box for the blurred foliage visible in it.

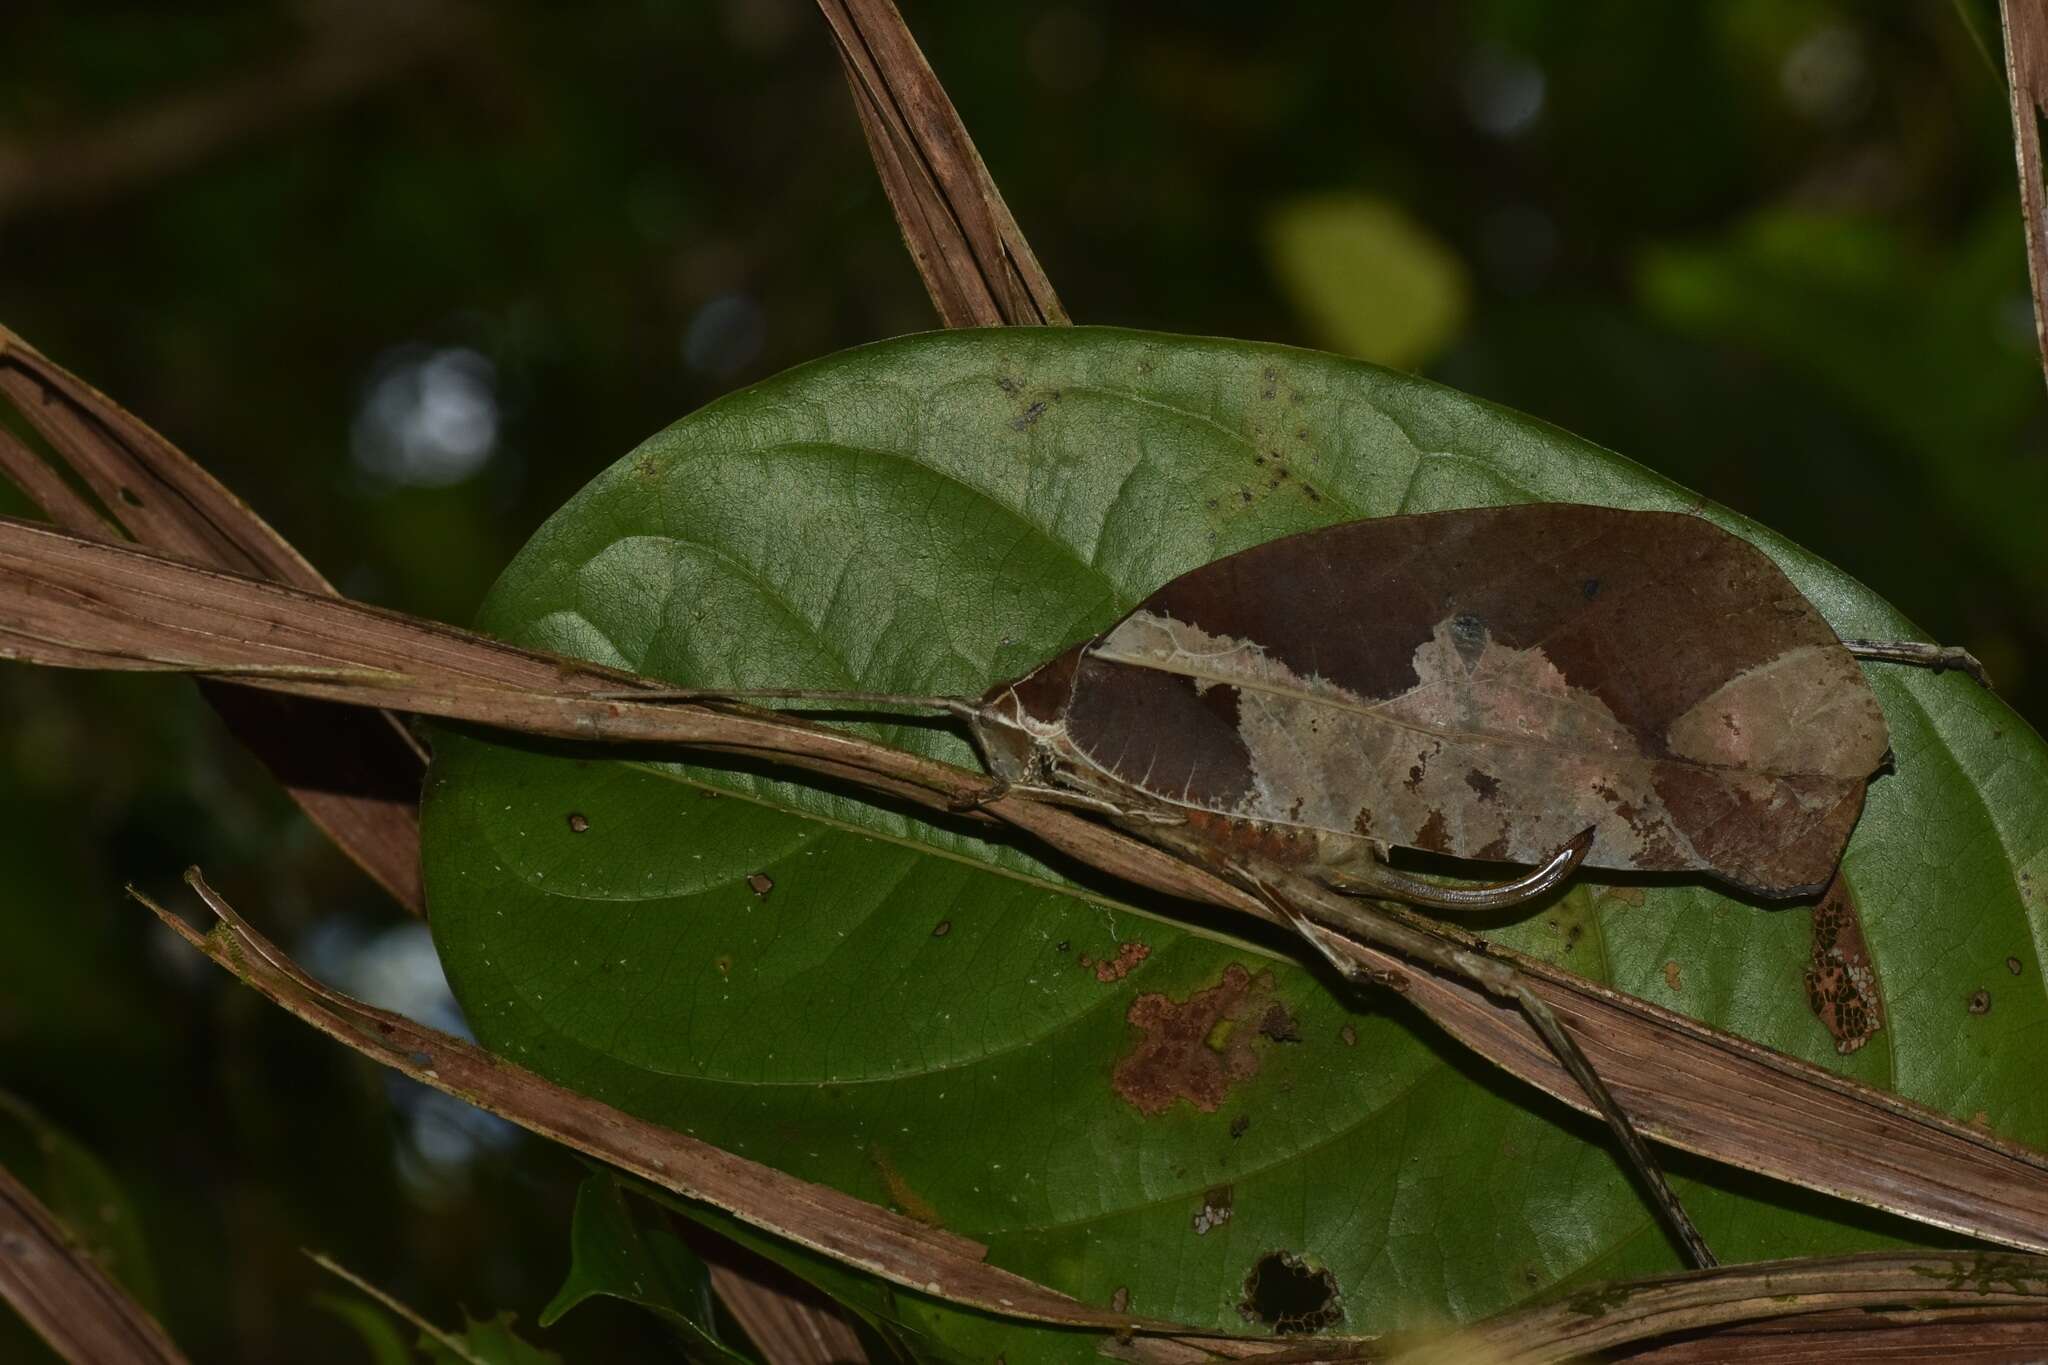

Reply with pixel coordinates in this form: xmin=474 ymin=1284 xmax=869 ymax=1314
xmin=1263 ymin=194 xmax=1470 ymax=366
xmin=0 ymin=1091 xmax=161 ymax=1361
xmin=0 ymin=0 xmax=2040 ymax=1360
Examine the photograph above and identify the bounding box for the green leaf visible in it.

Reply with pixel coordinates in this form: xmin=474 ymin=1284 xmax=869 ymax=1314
xmin=314 ymin=1293 xmax=419 ymax=1365
xmin=0 ymin=1090 xmax=161 ymax=1315
xmin=438 ymin=1314 xmax=559 ymax=1365
xmin=542 ymin=1171 xmax=759 ymax=1363
xmin=1264 ymin=194 xmax=1470 ymax=369
xmin=416 ymin=1312 xmax=558 ymax=1365
xmin=422 ymin=327 xmax=2048 ymax=1355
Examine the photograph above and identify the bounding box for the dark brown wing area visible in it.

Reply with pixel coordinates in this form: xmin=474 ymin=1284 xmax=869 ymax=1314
xmin=1050 ymin=505 xmax=1890 ymax=898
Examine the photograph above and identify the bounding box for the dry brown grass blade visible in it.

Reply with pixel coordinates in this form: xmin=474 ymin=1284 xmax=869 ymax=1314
xmin=1402 ymin=1250 xmax=2048 ymax=1365
xmin=0 ymin=1160 xmax=189 ymax=1365
xmin=1116 ymin=1251 xmax=2048 ymax=1363
xmin=133 ymin=872 xmax=1173 ymax=1335
xmin=0 ymin=326 xmax=428 ymax=910
xmin=702 ymin=1258 xmax=869 ymax=1365
xmin=9 ymin=521 xmax=2048 ymax=1255
xmin=2002 ymin=0 xmax=2048 ymax=389
xmin=1612 ymin=1306 xmax=2048 ymax=1362
xmin=816 ymin=0 xmax=1067 ymax=327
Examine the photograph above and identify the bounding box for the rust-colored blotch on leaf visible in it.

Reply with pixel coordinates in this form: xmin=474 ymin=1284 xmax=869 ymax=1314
xmin=978 ymin=505 xmax=1891 ymax=899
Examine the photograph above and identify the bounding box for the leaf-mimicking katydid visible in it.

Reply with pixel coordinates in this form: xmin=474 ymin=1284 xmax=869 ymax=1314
xmin=689 ymin=502 xmax=1984 ymax=1273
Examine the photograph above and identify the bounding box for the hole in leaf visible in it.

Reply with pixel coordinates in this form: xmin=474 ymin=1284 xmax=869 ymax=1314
xmin=1239 ymin=1251 xmax=1341 ymax=1335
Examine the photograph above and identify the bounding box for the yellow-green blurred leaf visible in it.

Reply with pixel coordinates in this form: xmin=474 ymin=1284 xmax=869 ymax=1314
xmin=1263 ymin=194 xmax=1470 ymax=368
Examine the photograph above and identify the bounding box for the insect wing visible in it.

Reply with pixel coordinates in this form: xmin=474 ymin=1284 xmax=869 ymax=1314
xmin=1048 ymin=505 xmax=1889 ymax=897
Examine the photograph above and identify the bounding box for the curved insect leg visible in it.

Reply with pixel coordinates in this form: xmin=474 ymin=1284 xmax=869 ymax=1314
xmin=1843 ymin=639 xmax=1991 ymax=689
xmin=945 ymin=779 xmax=1183 ymax=824
xmin=1246 ymin=873 xmax=1717 ymax=1271
xmin=1316 ymin=828 xmax=1593 ymax=912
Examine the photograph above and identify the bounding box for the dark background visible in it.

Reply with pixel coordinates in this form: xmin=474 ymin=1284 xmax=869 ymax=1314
xmin=0 ymin=1 xmax=2040 ymax=1359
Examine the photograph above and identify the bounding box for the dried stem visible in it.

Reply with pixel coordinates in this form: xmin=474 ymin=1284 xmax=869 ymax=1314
xmin=816 ymin=0 xmax=1067 ymax=326
xmin=2001 ymin=0 xmax=2048 ymax=390
xmin=136 ymin=872 xmax=1169 ymax=1335
xmin=0 ymin=327 xmax=428 ymax=911
xmin=0 ymin=1160 xmax=189 ymax=1365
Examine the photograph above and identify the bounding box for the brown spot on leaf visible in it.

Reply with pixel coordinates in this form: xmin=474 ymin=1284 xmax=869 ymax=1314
xmin=1599 ymin=885 xmax=1647 ymax=909
xmin=1805 ymin=873 xmax=1885 ymax=1054
xmin=1258 ymin=1003 xmax=1300 ymax=1043
xmin=931 ymin=919 xmax=951 ymax=938
xmin=1094 ymin=941 xmax=1150 ymax=982
xmin=1969 ymin=989 xmax=1992 ymax=1016
xmin=1110 ymin=1286 xmax=1130 ymax=1314
xmin=1230 ymin=1115 xmax=1250 ymax=1139
xmin=869 ymin=1147 xmax=943 ymax=1227
xmin=566 ymin=812 xmax=590 ymax=834
xmin=1339 ymin=1024 xmax=1357 ymax=1047
xmin=1663 ymin=960 xmax=1683 ymax=993
xmin=1114 ymin=965 xmax=1279 ymax=1115
xmin=2009 ymin=956 xmax=2024 ymax=976
xmin=1239 ymin=1252 xmax=1342 ymax=1335
xmin=746 ymin=873 xmax=774 ymax=899
xmin=1011 ymin=400 xmax=1048 ymax=430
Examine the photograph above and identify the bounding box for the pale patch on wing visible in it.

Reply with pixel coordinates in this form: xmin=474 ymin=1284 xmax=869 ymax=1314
xmin=1088 ymin=608 xmax=1884 ymax=885
xmin=1665 ymin=644 xmax=1888 ymax=778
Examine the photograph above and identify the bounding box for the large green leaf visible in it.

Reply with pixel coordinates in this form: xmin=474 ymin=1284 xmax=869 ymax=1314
xmin=542 ymin=1170 xmax=759 ymax=1363
xmin=421 ymin=327 xmax=2048 ymax=1355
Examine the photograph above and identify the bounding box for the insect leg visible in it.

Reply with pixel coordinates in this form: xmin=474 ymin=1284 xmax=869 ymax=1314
xmin=1246 ymin=872 xmax=1717 ymax=1271
xmin=947 ymin=778 xmax=1181 ymax=824
xmin=1843 ymin=639 xmax=1991 ymax=688
xmin=1317 ymin=828 xmax=1592 ymax=912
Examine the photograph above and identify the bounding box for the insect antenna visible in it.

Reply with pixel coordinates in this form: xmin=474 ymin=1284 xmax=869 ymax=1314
xmin=589 ymin=685 xmax=982 ymax=720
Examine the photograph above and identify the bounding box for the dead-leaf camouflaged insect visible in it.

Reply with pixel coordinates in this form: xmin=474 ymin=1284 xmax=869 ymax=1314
xmin=609 ymin=503 xmax=1987 ymax=1270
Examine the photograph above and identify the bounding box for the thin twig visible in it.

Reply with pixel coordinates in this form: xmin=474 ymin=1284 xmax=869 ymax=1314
xmin=303 ymin=1251 xmax=491 ymax=1365
xmin=0 ymin=1 xmax=483 ymax=223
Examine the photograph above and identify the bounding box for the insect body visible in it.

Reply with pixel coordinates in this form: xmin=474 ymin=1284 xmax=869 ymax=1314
xmin=968 ymin=503 xmax=1893 ymax=907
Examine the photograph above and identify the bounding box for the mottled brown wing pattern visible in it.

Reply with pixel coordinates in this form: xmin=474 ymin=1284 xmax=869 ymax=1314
xmin=1017 ymin=505 xmax=1889 ymax=898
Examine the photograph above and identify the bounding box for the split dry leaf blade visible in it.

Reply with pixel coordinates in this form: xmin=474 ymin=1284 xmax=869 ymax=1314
xmin=0 ymin=325 xmax=427 ymax=909
xmin=135 ymin=873 xmax=2048 ymax=1365
xmin=0 ymin=1160 xmax=188 ymax=1365
xmin=813 ymin=0 xmax=1065 ymax=328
